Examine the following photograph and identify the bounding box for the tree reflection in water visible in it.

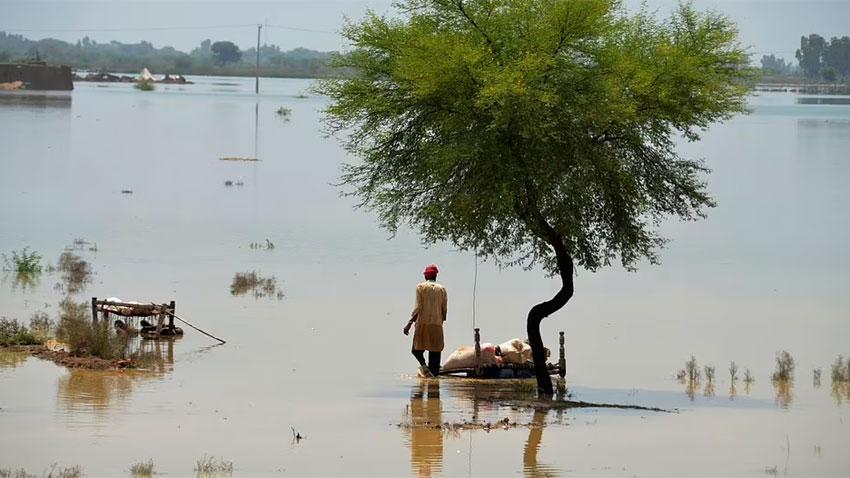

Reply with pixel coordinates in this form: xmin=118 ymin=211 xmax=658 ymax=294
xmin=402 ymin=379 xmax=562 ymax=477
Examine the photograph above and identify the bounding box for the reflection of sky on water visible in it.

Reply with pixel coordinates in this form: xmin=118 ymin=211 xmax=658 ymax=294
xmin=0 ymin=81 xmax=848 ymax=475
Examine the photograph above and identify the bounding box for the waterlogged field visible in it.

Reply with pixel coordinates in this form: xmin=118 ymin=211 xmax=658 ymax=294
xmin=1 ymin=79 xmax=849 ymax=477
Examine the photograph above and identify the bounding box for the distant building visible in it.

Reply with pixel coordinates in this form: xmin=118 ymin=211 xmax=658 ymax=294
xmin=0 ymin=62 xmax=73 ymax=91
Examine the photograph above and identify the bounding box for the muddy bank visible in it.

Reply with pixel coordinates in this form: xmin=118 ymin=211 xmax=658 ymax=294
xmin=2 ymin=345 xmax=136 ymax=370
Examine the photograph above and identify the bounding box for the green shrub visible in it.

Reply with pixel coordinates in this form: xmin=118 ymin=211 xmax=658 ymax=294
xmin=56 ymin=300 xmax=127 ymax=359
xmin=0 ymin=318 xmax=41 ymax=346
xmin=2 ymin=247 xmax=42 ymax=274
xmin=29 ymin=311 xmax=55 ymax=341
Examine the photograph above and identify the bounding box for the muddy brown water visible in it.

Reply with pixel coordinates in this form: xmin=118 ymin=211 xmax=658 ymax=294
xmin=1 ymin=80 xmax=849 ymax=476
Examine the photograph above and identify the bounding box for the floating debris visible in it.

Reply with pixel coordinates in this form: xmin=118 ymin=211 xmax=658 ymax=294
xmin=220 ymin=157 xmax=258 ymax=162
xmin=121 ymin=189 xmax=133 ymax=194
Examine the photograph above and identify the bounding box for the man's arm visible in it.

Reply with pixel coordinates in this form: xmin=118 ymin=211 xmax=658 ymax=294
xmin=404 ymin=286 xmax=421 ymax=335
xmin=441 ymin=288 xmax=447 ymax=322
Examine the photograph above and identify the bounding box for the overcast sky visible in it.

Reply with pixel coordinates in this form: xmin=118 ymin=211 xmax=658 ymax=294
xmin=1 ymin=0 xmax=848 ymax=60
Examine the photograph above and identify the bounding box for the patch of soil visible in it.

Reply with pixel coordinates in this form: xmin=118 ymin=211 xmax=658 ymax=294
xmin=3 ymin=345 xmax=136 ymax=370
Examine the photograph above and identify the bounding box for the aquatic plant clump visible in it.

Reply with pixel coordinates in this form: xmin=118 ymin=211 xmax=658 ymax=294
xmin=704 ymin=365 xmax=716 ymax=385
xmin=229 ymin=271 xmax=284 ymax=299
xmin=0 ymin=467 xmax=35 ymax=478
xmin=685 ymin=356 xmax=700 ymax=383
xmin=194 ymin=455 xmax=233 ymax=477
xmin=772 ymin=350 xmax=795 ymax=382
xmin=129 ymin=459 xmax=155 ymax=477
xmin=729 ymin=361 xmax=739 ymax=382
xmin=2 ymin=247 xmax=43 ymax=274
xmin=44 ymin=464 xmax=83 ymax=478
xmin=831 ymin=355 xmax=849 ymax=383
xmin=249 ymin=239 xmax=275 ymax=250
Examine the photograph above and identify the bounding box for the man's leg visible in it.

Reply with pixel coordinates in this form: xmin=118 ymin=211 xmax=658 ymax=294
xmin=411 ymin=348 xmax=426 ymax=367
xmin=427 ymin=351 xmax=441 ymax=377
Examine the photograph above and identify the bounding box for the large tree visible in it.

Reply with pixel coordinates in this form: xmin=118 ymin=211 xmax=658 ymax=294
xmin=796 ymin=34 xmax=826 ymax=78
xmin=320 ymin=0 xmax=753 ymax=395
xmin=211 ymin=40 xmax=242 ymax=65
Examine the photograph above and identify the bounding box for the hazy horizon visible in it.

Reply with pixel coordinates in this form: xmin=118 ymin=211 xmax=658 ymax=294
xmin=1 ymin=0 xmax=849 ymax=61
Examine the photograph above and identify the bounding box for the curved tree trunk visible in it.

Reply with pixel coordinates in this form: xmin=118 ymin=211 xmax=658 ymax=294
xmin=527 ymin=238 xmax=574 ymax=396
xmin=515 ymin=183 xmax=575 ymax=396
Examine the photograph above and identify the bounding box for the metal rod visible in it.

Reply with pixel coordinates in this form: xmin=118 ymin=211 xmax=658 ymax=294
xmin=152 ymin=303 xmax=226 ymax=344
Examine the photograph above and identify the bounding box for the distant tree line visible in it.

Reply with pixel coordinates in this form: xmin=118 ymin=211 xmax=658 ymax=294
xmin=0 ymin=31 xmax=338 ymax=78
xmin=760 ymin=33 xmax=850 ymax=82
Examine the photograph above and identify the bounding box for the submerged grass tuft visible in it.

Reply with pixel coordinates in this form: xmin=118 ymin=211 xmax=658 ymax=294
xmin=44 ymin=464 xmax=83 ymax=478
xmin=0 ymin=467 xmax=35 ymax=478
xmin=832 ymin=355 xmax=849 ymax=383
xmin=194 ymin=455 xmax=233 ymax=477
xmin=129 ymin=459 xmax=155 ymax=477
xmin=704 ymin=365 xmax=715 ymax=385
xmin=230 ymin=271 xmax=284 ymax=299
xmin=772 ymin=350 xmax=795 ymax=382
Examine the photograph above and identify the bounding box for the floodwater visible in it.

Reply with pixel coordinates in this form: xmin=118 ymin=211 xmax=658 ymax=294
xmin=1 ymin=78 xmax=849 ymax=477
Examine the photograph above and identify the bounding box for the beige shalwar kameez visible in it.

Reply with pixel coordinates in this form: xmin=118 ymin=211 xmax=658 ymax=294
xmin=411 ymin=281 xmax=447 ymax=352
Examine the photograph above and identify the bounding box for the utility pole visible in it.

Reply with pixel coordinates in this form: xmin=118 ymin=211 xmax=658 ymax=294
xmin=255 ymin=24 xmax=262 ymax=94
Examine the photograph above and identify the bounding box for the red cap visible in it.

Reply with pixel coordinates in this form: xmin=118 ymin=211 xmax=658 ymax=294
xmin=424 ymin=264 xmax=439 ymax=278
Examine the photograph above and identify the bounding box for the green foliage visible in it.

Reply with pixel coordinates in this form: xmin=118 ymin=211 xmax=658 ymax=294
xmin=796 ymin=34 xmax=850 ymax=79
xmin=821 ymin=66 xmax=838 ymax=82
xmin=760 ymin=54 xmax=793 ymax=75
xmin=55 ymin=299 xmax=127 ymax=359
xmin=2 ymin=247 xmax=42 ymax=274
xmin=319 ymin=0 xmax=754 ymax=274
xmin=0 ymin=318 xmax=42 ymax=346
xmin=211 ymin=40 xmax=242 ymax=65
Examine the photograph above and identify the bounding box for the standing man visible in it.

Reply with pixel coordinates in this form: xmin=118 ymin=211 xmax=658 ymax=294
xmin=404 ymin=264 xmax=447 ymax=378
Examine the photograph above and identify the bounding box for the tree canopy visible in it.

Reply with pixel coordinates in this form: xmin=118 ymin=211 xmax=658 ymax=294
xmin=320 ymin=0 xmax=754 ymax=276
xmin=211 ymin=41 xmax=242 ymax=65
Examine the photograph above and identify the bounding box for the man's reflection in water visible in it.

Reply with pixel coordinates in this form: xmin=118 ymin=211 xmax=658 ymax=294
xmin=406 ymin=380 xmax=443 ymax=478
